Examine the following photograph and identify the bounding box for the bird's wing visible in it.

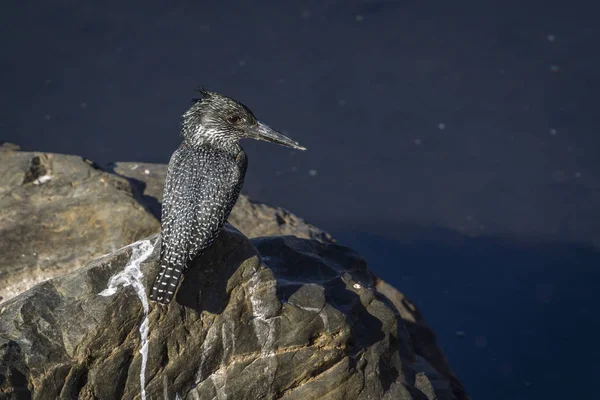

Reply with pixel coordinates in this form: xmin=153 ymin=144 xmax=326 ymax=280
xmin=185 ymin=150 xmax=244 ymax=258
xmin=158 ymin=143 xmax=196 ymax=267
xmin=150 ymin=145 xmax=243 ymax=304
xmin=150 ymin=144 xmax=195 ymax=303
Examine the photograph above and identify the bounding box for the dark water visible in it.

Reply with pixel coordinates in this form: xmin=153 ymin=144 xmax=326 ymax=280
xmin=2 ymin=1 xmax=599 ymax=398
xmin=335 ymin=223 xmax=600 ymax=399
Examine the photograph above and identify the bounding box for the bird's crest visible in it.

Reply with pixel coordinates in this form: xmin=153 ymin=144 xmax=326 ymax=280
xmin=191 ymin=85 xmax=212 ymax=104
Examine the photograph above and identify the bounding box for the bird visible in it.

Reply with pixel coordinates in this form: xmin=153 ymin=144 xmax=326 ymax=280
xmin=149 ymin=87 xmax=305 ymax=304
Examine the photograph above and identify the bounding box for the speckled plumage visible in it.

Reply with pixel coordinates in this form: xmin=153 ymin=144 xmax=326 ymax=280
xmin=149 ymin=142 xmax=246 ymax=303
xmin=149 ymin=88 xmax=304 ymax=304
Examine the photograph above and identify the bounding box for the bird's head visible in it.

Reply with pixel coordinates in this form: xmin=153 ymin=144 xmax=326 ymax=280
xmin=181 ymin=87 xmax=306 ymax=151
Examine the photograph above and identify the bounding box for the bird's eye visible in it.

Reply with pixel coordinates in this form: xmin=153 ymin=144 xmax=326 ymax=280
xmin=227 ymin=115 xmax=242 ymax=124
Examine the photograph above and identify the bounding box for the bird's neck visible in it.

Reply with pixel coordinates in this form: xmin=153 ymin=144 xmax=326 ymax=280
xmin=183 ymin=126 xmax=241 ymax=156
xmin=185 ymin=136 xmax=242 ymax=158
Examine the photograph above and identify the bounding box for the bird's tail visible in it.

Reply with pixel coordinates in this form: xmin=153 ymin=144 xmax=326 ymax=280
xmin=149 ymin=262 xmax=183 ymax=304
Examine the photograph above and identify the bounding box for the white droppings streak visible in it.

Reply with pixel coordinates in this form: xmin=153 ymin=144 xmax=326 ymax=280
xmin=247 ymin=273 xmax=276 ymax=353
xmin=99 ymin=239 xmax=155 ymax=400
xmin=210 ymin=368 xmax=229 ymax=400
xmin=246 ymin=271 xmax=277 ymax=396
xmin=319 ymin=309 xmax=329 ymax=330
xmin=33 ymin=174 xmax=52 ymax=185
xmin=297 ymin=304 xmax=329 ymax=330
xmin=163 ymin=375 xmax=169 ymax=400
xmin=196 ymin=323 xmax=220 ymax=382
xmin=296 ymin=305 xmax=321 ymax=313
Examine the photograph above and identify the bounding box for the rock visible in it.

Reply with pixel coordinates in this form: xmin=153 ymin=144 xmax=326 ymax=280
xmin=229 ymin=195 xmax=334 ymax=243
xmin=0 ymin=151 xmax=160 ymax=303
xmin=0 ymin=142 xmax=20 ymax=152
xmin=375 ymin=280 xmax=468 ymax=400
xmin=101 ymin=162 xmax=166 ymax=219
xmin=0 ymin=227 xmax=464 ymax=400
xmin=0 ymin=148 xmax=466 ymax=398
xmin=107 ymin=161 xmax=334 ymax=243
xmin=0 ymin=154 xmax=331 ymax=303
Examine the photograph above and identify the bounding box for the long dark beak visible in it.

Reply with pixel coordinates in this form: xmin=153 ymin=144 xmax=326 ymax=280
xmin=248 ymin=122 xmax=306 ymax=150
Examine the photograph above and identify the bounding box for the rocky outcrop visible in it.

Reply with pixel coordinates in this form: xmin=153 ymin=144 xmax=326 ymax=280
xmin=0 ymin=150 xmax=160 ymax=302
xmin=0 ymin=151 xmax=331 ymax=303
xmin=0 ymin=145 xmax=467 ymax=398
xmin=0 ymin=226 xmax=465 ymax=399
xmin=0 ymin=142 xmax=20 ymax=152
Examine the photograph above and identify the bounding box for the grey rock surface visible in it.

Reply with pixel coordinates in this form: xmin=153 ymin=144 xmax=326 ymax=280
xmin=0 ymin=150 xmax=160 ymax=303
xmin=0 ymin=142 xmax=20 ymax=152
xmin=0 ymin=227 xmax=466 ymax=400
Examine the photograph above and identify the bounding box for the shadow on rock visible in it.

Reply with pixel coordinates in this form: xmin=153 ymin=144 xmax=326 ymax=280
xmin=175 ymin=224 xmax=260 ymax=314
xmin=253 ymin=236 xmax=388 ymax=355
xmin=101 ymin=162 xmax=163 ymax=220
